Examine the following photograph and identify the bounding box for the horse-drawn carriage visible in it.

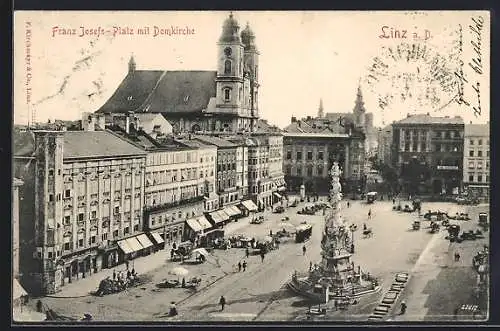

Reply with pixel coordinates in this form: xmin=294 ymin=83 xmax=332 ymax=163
xmin=171 ymin=241 xmax=194 ymax=261
xmin=429 ymin=221 xmax=440 ymax=233
xmin=94 ymin=274 xmax=143 ymax=296
xmin=250 ymin=216 xmax=265 ymax=224
xmin=412 ymin=220 xmax=421 ymax=230
xmin=362 ymin=227 xmax=373 ymax=238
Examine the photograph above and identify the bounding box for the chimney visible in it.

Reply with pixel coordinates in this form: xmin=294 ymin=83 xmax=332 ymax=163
xmin=291 ymin=116 xmax=297 ymax=123
xmin=125 ymin=116 xmax=130 ymax=134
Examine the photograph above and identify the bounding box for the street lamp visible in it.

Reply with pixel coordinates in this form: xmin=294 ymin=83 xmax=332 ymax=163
xmin=349 ymin=224 xmax=358 ymax=253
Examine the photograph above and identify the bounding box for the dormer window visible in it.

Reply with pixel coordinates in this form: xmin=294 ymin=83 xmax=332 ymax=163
xmin=183 ymin=95 xmax=190 ymax=103
xmin=223 ymin=88 xmax=231 ymax=102
xmin=127 ymin=96 xmax=133 ymax=101
xmin=224 ymin=60 xmax=232 ymax=74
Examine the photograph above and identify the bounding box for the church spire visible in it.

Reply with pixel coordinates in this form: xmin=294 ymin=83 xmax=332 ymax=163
xmin=318 ymin=98 xmax=324 ymax=118
xmin=353 ymin=83 xmax=366 ymax=114
xmin=128 ymin=54 xmax=136 ymax=74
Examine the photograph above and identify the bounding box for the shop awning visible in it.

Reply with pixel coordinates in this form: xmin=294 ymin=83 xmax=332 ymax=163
xmin=278 ymin=186 xmax=286 ymax=192
xmin=187 ymin=216 xmax=213 ymax=232
xmin=230 ymin=205 xmax=242 ymax=216
xmin=13 ymin=279 xmax=27 ymax=300
xmin=218 ymin=209 xmax=230 ymax=221
xmin=136 ymin=234 xmax=154 ymax=249
xmin=125 ymin=237 xmax=144 ymax=252
xmin=209 ymin=211 xmax=224 ymax=224
xmin=117 ymin=239 xmax=134 ymax=255
xmin=150 ymin=232 xmax=164 ymax=245
xmin=274 ymin=192 xmax=282 ymax=199
xmin=241 ymin=199 xmax=258 ymax=212
xmin=223 ymin=206 xmax=240 ymax=217
xmin=187 ymin=218 xmax=204 ymax=232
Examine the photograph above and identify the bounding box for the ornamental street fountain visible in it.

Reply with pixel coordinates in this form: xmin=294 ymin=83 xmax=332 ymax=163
xmin=288 ymin=162 xmax=380 ymax=306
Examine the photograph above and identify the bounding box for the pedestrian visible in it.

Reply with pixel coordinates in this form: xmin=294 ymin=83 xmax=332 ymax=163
xmin=238 ymin=261 xmax=242 ymax=272
xmin=242 ymin=260 xmax=247 ymax=271
xmin=261 ymin=252 xmax=265 ymax=263
xmin=269 ymin=229 xmax=273 ymax=237
xmin=131 ymin=267 xmax=136 ymax=276
xmin=127 ymin=270 xmax=131 ymax=279
xmin=363 ymin=223 xmax=367 ymax=231
xmin=182 ymin=277 xmax=186 ymax=288
xmin=368 ymin=209 xmax=372 ymax=219
xmin=36 ymin=299 xmax=43 ymax=313
xmin=455 ymin=252 xmax=461 ymax=262
xmin=245 ymin=247 xmax=250 ymax=258
xmin=302 ymin=245 xmax=306 ymax=256
xmin=125 ymin=260 xmax=129 ymax=270
xmin=347 ymin=201 xmax=350 ymax=208
xmin=219 ymin=296 xmax=226 ymax=311
xmin=309 ymin=261 xmax=313 ymax=271
xmin=113 ymin=270 xmax=116 ymax=280
xmin=169 ymin=302 xmax=178 ymax=316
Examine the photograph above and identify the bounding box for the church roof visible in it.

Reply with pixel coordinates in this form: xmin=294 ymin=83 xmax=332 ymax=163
xmin=219 ymin=13 xmax=241 ymax=43
xmin=96 ymin=70 xmax=217 ymax=114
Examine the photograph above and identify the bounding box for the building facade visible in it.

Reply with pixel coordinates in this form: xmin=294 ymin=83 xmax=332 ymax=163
xmin=282 ymin=130 xmax=365 ymax=194
xmin=193 ymin=135 xmax=246 ymax=207
xmin=96 ymin=14 xmax=260 ymax=135
xmin=13 ymin=178 xmax=24 ymax=280
xmin=13 ymin=129 xmax=147 ymax=295
xmin=392 ymin=114 xmax=464 ymax=195
xmin=376 ymin=125 xmax=393 ymax=165
xmin=463 ymin=123 xmax=490 ymax=199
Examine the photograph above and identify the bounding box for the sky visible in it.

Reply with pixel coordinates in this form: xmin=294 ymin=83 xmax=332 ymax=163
xmin=14 ymin=11 xmax=490 ymax=128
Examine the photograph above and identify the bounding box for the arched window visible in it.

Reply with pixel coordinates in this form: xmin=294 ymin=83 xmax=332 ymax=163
xmin=224 ymin=60 xmax=232 ymax=74
xmin=223 ymin=88 xmax=231 ymax=102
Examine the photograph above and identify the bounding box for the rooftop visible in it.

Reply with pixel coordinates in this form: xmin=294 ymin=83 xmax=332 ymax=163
xmin=107 ymin=125 xmax=193 ymax=151
xmin=282 ymin=132 xmax=350 ymax=138
xmin=465 ymin=123 xmax=490 ymax=137
xmin=394 ymin=114 xmax=464 ymax=125
xmin=13 ymin=129 xmax=147 ymax=159
xmin=96 ymin=70 xmax=217 ymax=114
xmin=192 ymin=135 xmax=237 ymax=148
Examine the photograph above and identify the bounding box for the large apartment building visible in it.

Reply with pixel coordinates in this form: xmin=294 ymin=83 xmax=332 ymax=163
xmin=463 ymin=123 xmax=490 ymax=199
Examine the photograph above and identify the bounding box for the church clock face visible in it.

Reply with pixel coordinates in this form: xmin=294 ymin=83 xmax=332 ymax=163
xmin=224 ymin=47 xmax=232 ymax=56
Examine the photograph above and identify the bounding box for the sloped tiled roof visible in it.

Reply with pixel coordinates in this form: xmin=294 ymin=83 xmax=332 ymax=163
xmin=395 ymin=114 xmax=464 ymax=125
xmin=13 ymin=130 xmax=147 ymax=159
xmin=64 ymin=131 xmax=146 ymax=159
xmin=96 ymin=70 xmax=217 ymax=114
xmin=465 ymin=123 xmax=490 ymax=137
xmin=193 ymin=135 xmax=237 ymax=148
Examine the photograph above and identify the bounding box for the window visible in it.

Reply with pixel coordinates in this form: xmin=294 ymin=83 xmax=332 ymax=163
xmin=114 ymin=206 xmax=120 ymax=214
xmin=296 ymin=151 xmax=302 ymax=160
xmin=469 ymin=173 xmax=474 ymax=182
xmin=486 ymin=175 xmax=489 ymax=182
xmin=478 ymin=150 xmax=482 ymax=157
xmin=64 ymin=242 xmax=71 ymax=251
xmin=404 ymin=143 xmax=410 ymax=151
xmin=91 ymin=236 xmax=96 ymax=244
xmin=64 ymin=216 xmax=71 ymax=225
xmin=307 ymin=151 xmax=313 ymax=160
xmin=486 ymin=161 xmax=489 ymax=168
xmin=318 ymin=151 xmax=324 ymax=160
xmin=49 ymin=194 xmax=54 ymax=202
xmin=296 ymin=166 xmax=302 ymax=176
xmin=469 ymin=150 xmax=474 ymax=157
xmin=78 ymin=213 xmax=84 ymax=222
xmin=124 ymin=227 xmax=130 ymax=235
xmin=224 ymin=88 xmax=231 ymax=102
xmin=487 ymin=150 xmax=490 ymax=157
xmin=286 ymin=151 xmax=292 ymax=160
xmin=468 ymin=161 xmax=474 ymax=169
xmin=48 ymin=251 xmax=53 ymax=259
xmin=477 ymin=175 xmax=483 ymax=182
xmin=113 ymin=230 xmax=119 ymax=238
xmin=470 ymin=139 xmax=474 ymax=145
xmin=133 ymin=224 xmax=139 ymax=231
xmin=317 ymin=165 xmax=324 ymax=176
xmin=224 ymin=60 xmax=232 ymax=74
xmin=78 ymin=239 xmax=84 ymax=247
xmin=64 ymin=189 xmax=71 ymax=198
xmin=91 ymin=211 xmax=97 ymax=219
xmin=477 ymin=162 xmax=483 ymax=169
xmin=102 ymin=233 xmax=108 ymax=241
xmin=48 ymin=169 xmax=54 ymax=176
xmin=478 ymin=139 xmax=483 ymax=145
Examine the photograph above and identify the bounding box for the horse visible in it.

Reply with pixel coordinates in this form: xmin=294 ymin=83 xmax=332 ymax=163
xmin=362 ymin=228 xmax=373 ymax=238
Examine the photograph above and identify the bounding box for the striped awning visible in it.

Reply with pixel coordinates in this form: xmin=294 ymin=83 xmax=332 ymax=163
xmin=150 ymin=232 xmax=164 ymax=245
xmin=241 ymin=200 xmax=258 ymax=212
xmin=187 ymin=215 xmax=213 ymax=232
xmin=274 ymin=192 xmax=282 ymax=199
xmin=209 ymin=211 xmax=224 ymax=224
xmin=125 ymin=237 xmax=143 ymax=252
xmin=218 ymin=209 xmax=230 ymax=221
xmin=223 ymin=206 xmax=241 ymax=217
xmin=136 ymin=234 xmax=154 ymax=249
xmin=117 ymin=239 xmax=134 ymax=255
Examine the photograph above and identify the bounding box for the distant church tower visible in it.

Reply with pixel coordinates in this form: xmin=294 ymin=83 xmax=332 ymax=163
xmin=353 ymin=84 xmax=366 ymax=128
xmin=318 ymin=98 xmax=324 ymax=118
xmin=128 ymin=54 xmax=136 ymax=74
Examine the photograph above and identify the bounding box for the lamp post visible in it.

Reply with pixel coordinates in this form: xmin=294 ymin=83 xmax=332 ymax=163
xmin=349 ymin=224 xmax=358 ymax=253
